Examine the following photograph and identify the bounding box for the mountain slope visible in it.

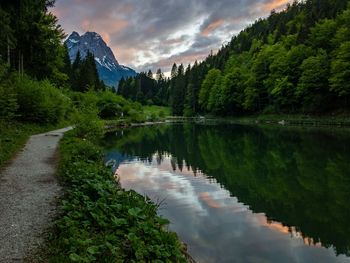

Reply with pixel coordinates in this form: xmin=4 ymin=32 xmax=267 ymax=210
xmin=65 ymin=31 xmax=136 ymax=88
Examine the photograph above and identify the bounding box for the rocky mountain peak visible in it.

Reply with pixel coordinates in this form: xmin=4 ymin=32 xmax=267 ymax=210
xmin=65 ymin=31 xmax=136 ymax=88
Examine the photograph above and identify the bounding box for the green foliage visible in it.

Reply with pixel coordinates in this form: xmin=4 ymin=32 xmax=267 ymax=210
xmin=330 ymin=41 xmax=350 ymax=97
xmin=71 ymin=111 xmax=105 ymax=141
xmin=118 ymin=71 xmax=162 ymax=106
xmin=309 ymin=19 xmax=337 ymax=51
xmin=97 ymin=91 xmax=126 ymax=119
xmin=0 ymin=121 xmax=66 ymax=169
xmin=297 ymin=51 xmax=331 ymax=112
xmin=0 ymin=122 xmax=32 ymax=168
xmin=70 ymin=52 xmax=104 ymax=92
xmin=0 ymin=0 xmax=66 ymax=81
xmin=0 ymin=64 xmax=18 ymax=120
xmin=0 ymin=62 xmax=71 ymax=124
xmin=0 ymin=85 xmax=18 ymax=120
xmin=143 ymin=105 xmax=170 ymax=120
xmin=133 ymin=0 xmax=350 ymax=116
xmin=69 ymin=90 xmax=148 ymax=126
xmin=199 ymin=69 xmax=222 ymax=111
xmin=47 ymin=131 xmax=187 ymax=262
xmin=15 ymin=75 xmax=71 ymax=124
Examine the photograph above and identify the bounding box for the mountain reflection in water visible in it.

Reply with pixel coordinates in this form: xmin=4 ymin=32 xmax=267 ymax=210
xmin=103 ymin=123 xmax=350 ymax=263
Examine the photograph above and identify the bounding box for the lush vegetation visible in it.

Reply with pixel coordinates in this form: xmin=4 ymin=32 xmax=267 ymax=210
xmin=45 ymin=126 xmax=187 ymax=262
xmin=118 ymin=0 xmax=350 ymax=116
xmin=0 ymin=121 xmax=66 ymax=169
xmin=143 ymin=105 xmax=170 ymax=121
xmin=1 ymin=2 xmax=186 ymax=262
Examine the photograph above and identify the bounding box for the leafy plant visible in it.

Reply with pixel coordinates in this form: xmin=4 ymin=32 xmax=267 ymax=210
xmin=46 ymin=129 xmax=188 ymax=262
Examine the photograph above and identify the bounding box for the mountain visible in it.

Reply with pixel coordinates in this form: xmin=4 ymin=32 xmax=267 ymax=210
xmin=65 ymin=31 xmax=136 ymax=88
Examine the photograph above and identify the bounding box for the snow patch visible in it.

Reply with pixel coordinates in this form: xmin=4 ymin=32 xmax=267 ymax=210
xmin=94 ymin=57 xmax=102 ymax=65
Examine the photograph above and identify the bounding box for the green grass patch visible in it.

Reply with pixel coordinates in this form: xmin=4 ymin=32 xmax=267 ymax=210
xmin=143 ymin=106 xmax=171 ymax=121
xmin=45 ymin=131 xmax=187 ymax=262
xmin=228 ymin=114 xmax=350 ymax=127
xmin=0 ymin=121 xmax=68 ymax=169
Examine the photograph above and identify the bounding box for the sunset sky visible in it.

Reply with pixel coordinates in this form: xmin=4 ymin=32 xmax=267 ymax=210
xmin=52 ymin=0 xmax=293 ymax=73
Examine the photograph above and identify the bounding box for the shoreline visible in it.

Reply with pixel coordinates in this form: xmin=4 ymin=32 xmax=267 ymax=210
xmin=104 ymin=114 xmax=350 ymax=132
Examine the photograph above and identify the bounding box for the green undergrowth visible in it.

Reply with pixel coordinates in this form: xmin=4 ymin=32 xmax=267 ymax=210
xmin=0 ymin=121 xmax=68 ymax=169
xmin=228 ymin=113 xmax=350 ymax=127
xmin=46 ymin=131 xmax=187 ymax=262
xmin=142 ymin=106 xmax=171 ymax=121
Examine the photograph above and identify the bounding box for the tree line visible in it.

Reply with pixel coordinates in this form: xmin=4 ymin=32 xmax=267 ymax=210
xmin=0 ymin=0 xmax=104 ymax=92
xmin=118 ymin=0 xmax=350 ymax=116
xmin=0 ymin=0 xmax=120 ymax=125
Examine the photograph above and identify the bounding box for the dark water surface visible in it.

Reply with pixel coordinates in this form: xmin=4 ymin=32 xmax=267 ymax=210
xmin=103 ymin=123 xmax=350 ymax=263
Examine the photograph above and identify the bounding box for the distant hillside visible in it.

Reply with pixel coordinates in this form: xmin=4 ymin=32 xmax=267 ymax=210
xmin=119 ymin=0 xmax=350 ymax=115
xmin=65 ymin=31 xmax=136 ymax=88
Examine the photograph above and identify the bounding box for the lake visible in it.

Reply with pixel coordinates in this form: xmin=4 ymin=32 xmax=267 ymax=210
xmin=103 ymin=123 xmax=350 ymax=263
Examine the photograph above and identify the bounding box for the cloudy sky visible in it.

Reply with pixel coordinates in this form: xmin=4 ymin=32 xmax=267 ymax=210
xmin=52 ymin=0 xmax=293 ymax=73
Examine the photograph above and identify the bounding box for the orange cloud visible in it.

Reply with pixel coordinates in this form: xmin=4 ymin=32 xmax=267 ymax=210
xmin=100 ymin=32 xmax=111 ymax=45
xmin=261 ymin=0 xmax=291 ymax=12
xmin=201 ymin=19 xmax=225 ymax=37
xmin=111 ymin=45 xmax=138 ymax=65
xmin=81 ymin=19 xmax=92 ymax=32
xmin=108 ymin=19 xmax=129 ymax=34
xmin=199 ymin=192 xmax=221 ymax=209
xmin=81 ymin=18 xmax=129 ymax=36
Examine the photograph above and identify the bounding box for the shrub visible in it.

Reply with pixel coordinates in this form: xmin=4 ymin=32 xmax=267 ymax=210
xmin=0 ymin=84 xmax=18 ymax=120
xmin=15 ymin=75 xmax=71 ymax=124
xmin=71 ymin=110 xmax=105 ymax=141
xmin=47 ymin=133 xmax=188 ymax=262
xmin=97 ymin=91 xmax=126 ymax=119
xmin=0 ymin=64 xmax=18 ymax=120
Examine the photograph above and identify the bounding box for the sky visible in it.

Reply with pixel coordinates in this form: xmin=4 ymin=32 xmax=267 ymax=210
xmin=52 ymin=0 xmax=293 ymax=73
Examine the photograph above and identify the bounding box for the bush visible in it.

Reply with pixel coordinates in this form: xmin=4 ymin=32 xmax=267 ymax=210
xmin=47 ymin=133 xmax=188 ymax=262
xmin=0 ymin=64 xmax=18 ymax=120
xmin=71 ymin=110 xmax=105 ymax=141
xmin=97 ymin=91 xmax=126 ymax=119
xmin=0 ymin=84 xmax=18 ymax=120
xmin=15 ymin=75 xmax=71 ymax=124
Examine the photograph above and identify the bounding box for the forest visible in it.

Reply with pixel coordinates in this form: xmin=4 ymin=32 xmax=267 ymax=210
xmin=0 ymin=2 xmax=188 ymax=261
xmin=118 ymin=0 xmax=350 ymax=116
xmin=0 ymin=0 xmax=150 ymax=127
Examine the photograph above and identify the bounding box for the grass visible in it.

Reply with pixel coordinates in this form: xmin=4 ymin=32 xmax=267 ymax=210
xmin=227 ymin=113 xmax=350 ymax=127
xmin=43 ymin=129 xmax=188 ymax=262
xmin=142 ymin=105 xmax=171 ymax=120
xmin=103 ymin=105 xmax=171 ymax=131
xmin=0 ymin=121 xmax=69 ymax=169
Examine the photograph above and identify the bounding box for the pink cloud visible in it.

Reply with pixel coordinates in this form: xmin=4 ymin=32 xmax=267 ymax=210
xmin=201 ymin=19 xmax=225 ymax=37
xmin=199 ymin=192 xmax=222 ymax=209
xmin=262 ymin=0 xmax=291 ymax=11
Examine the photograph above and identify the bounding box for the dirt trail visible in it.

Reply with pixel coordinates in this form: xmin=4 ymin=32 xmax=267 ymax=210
xmin=0 ymin=127 xmax=72 ymax=262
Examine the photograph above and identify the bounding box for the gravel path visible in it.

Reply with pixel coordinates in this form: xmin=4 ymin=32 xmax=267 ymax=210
xmin=0 ymin=127 xmax=72 ymax=262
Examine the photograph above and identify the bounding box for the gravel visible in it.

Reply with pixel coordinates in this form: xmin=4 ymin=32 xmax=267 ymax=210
xmin=0 ymin=127 xmax=72 ymax=262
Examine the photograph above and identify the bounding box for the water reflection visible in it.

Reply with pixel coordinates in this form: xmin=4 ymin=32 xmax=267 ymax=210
xmin=103 ymin=124 xmax=350 ymax=263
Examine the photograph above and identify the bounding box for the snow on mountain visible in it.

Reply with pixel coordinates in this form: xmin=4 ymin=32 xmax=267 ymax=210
xmin=65 ymin=31 xmax=136 ymax=88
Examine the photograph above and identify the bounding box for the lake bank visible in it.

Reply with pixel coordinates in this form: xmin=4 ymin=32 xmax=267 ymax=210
xmin=43 ymin=128 xmax=190 ymax=262
xmin=102 ymin=113 xmax=350 ymax=134
xmin=227 ymin=114 xmax=350 ymax=127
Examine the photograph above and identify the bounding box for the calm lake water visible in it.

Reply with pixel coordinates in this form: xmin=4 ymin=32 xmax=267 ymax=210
xmin=103 ymin=123 xmax=350 ymax=263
